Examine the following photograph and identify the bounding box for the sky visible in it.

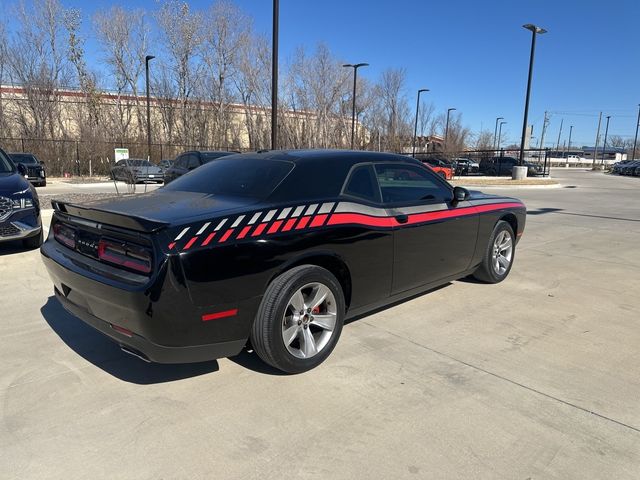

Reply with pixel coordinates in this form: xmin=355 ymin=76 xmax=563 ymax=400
xmin=3 ymin=0 xmax=639 ymax=147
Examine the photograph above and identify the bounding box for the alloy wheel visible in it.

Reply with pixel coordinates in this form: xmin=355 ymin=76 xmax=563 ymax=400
xmin=492 ymin=230 xmax=513 ymax=275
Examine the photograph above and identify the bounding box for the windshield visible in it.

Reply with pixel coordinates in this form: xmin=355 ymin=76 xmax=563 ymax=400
xmin=10 ymin=154 xmax=38 ymax=165
xmin=164 ymin=157 xmax=294 ymax=199
xmin=0 ymin=150 xmax=16 ymax=174
xmin=128 ymin=160 xmax=152 ymax=167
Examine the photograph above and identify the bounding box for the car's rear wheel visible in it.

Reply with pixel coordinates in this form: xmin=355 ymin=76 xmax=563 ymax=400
xmin=472 ymin=220 xmax=515 ymax=283
xmin=251 ymin=265 xmax=345 ymax=374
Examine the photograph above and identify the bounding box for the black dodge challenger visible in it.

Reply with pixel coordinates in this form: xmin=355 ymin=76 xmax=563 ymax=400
xmin=41 ymin=150 xmax=526 ymax=373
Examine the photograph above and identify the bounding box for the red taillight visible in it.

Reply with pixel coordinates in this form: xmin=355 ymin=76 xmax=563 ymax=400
xmin=53 ymin=223 xmax=76 ymax=249
xmin=98 ymin=238 xmax=152 ymax=274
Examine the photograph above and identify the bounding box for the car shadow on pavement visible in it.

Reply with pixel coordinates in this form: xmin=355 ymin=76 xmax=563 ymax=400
xmin=40 ymin=297 xmax=219 ymax=384
xmin=228 ymin=349 xmax=289 ymax=376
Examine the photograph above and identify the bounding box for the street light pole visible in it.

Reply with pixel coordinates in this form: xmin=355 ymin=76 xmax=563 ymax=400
xmin=591 ymin=112 xmax=602 ymax=170
xmin=601 ymin=115 xmax=611 ymax=166
xmin=497 ymin=121 xmax=507 ymax=151
xmin=145 ymin=55 xmax=155 ymax=162
xmin=412 ymin=88 xmax=429 ymax=157
xmin=444 ymin=107 xmax=456 ymax=151
xmin=567 ymin=125 xmax=573 ymax=155
xmin=493 ymin=116 xmax=503 ymax=152
xmin=518 ymin=24 xmax=547 ymax=169
xmin=632 ymin=104 xmax=640 ymax=161
xmin=271 ymin=0 xmax=279 ymax=150
xmin=343 ymin=63 xmax=369 ymax=149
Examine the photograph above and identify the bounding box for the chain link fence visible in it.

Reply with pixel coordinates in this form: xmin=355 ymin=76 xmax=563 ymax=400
xmin=0 ymin=137 xmax=248 ymax=177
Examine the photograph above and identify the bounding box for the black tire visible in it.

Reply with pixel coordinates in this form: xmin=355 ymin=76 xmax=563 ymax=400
xmin=251 ymin=265 xmax=345 ymax=374
xmin=472 ymin=220 xmax=515 ymax=284
xmin=487 ymin=168 xmax=497 ymax=176
xmin=23 ymin=229 xmax=44 ymax=249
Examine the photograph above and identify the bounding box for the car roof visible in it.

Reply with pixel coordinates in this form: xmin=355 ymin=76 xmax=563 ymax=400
xmin=235 ymin=149 xmax=421 ymax=166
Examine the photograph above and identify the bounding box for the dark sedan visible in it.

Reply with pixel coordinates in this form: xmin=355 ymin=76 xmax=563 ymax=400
xmin=163 ymin=150 xmax=236 ymax=184
xmin=110 ymin=159 xmax=164 ymax=183
xmin=9 ymin=152 xmax=47 ymax=187
xmin=41 ymin=150 xmax=526 ymax=373
xmin=0 ymin=148 xmax=43 ymax=248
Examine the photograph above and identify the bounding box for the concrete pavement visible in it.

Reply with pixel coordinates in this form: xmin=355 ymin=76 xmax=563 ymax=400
xmin=0 ymin=169 xmax=639 ymax=479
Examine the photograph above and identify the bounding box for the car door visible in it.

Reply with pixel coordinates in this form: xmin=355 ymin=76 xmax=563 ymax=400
xmin=373 ymin=163 xmax=480 ymax=295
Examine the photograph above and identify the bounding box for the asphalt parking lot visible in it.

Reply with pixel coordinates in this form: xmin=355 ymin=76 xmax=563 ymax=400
xmin=1 ymin=169 xmax=639 ymax=479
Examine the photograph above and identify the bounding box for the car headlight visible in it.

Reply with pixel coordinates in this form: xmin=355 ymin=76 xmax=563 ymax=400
xmin=12 ymin=197 xmax=34 ymax=209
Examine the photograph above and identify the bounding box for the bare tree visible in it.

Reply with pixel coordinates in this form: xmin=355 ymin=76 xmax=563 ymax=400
xmin=156 ymin=0 xmax=203 ymax=145
xmin=94 ymin=5 xmax=149 ymax=144
xmin=373 ymin=68 xmax=411 ymax=152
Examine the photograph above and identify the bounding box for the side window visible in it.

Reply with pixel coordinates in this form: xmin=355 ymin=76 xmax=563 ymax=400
xmin=187 ymin=154 xmax=200 ymax=170
xmin=175 ymin=155 xmax=187 ymax=168
xmin=343 ymin=165 xmax=380 ymax=203
xmin=374 ymin=164 xmax=451 ymax=205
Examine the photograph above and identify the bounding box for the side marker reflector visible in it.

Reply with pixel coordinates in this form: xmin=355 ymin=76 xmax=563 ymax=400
xmin=202 ymin=309 xmax=239 ymax=322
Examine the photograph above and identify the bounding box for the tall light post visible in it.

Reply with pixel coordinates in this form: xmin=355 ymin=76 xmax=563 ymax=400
xmin=145 ymin=55 xmax=155 ymax=162
xmin=632 ymin=104 xmax=640 ymax=161
xmin=518 ymin=24 xmax=547 ymax=171
xmin=444 ymin=107 xmax=456 ymax=151
xmin=271 ymin=0 xmax=279 ymax=150
xmin=601 ymin=115 xmax=611 ymax=166
xmin=412 ymin=88 xmax=429 ymax=157
xmin=343 ymin=63 xmax=369 ymax=149
xmin=567 ymin=125 xmax=573 ymax=155
xmin=591 ymin=112 xmax=602 ymax=170
xmin=497 ymin=121 xmax=507 ymax=151
xmin=493 ymin=116 xmax=504 ymax=151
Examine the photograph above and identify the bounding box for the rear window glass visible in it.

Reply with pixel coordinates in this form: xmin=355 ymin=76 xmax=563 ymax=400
xmin=164 ymin=157 xmax=294 ymax=199
xmin=202 ymin=152 xmax=234 ymax=163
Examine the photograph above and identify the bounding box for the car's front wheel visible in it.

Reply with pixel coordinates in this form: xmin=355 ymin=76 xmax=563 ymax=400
xmin=472 ymin=220 xmax=515 ymax=283
xmin=251 ymin=265 xmax=345 ymax=374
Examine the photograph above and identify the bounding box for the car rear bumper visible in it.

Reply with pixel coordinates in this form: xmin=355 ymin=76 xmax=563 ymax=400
xmin=53 ymin=287 xmax=245 ymax=363
xmin=40 ymin=238 xmax=254 ymax=363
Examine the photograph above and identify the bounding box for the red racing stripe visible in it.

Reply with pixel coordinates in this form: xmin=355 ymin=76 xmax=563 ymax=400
xmin=267 ymin=220 xmax=283 ymax=234
xmin=168 ymin=242 xmax=176 ymax=250
xmin=310 ymin=214 xmax=328 ymax=227
xmin=237 ymin=225 xmax=252 ymax=239
xmin=219 ymin=229 xmax=234 ymax=243
xmin=282 ymin=218 xmax=297 ymax=232
xmin=183 ymin=236 xmax=199 ymax=250
xmin=327 ymin=213 xmax=397 ymax=228
xmin=202 ymin=232 xmax=216 ymax=246
xmin=252 ymin=223 xmax=268 ymax=237
xmin=295 ymin=216 xmax=312 ymax=229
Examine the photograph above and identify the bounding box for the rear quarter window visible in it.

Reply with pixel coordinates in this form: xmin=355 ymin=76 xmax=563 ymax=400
xmin=164 ymin=157 xmax=294 ymax=200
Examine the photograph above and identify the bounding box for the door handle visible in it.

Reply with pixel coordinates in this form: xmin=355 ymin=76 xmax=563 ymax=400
xmin=395 ymin=214 xmax=408 ymax=224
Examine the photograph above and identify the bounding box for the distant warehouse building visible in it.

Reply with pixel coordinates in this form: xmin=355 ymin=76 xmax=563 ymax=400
xmin=581 ymin=146 xmax=627 ymax=162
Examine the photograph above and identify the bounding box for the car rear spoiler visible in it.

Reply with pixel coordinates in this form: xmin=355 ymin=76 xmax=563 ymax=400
xmin=51 ymin=200 xmax=169 ymax=233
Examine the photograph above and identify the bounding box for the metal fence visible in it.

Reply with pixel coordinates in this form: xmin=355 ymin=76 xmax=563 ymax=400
xmin=0 ymin=137 xmax=247 ymax=177
xmin=412 ymin=148 xmax=552 ymax=176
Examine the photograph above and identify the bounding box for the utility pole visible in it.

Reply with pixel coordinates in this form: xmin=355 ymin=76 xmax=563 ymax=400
xmin=631 ymin=104 xmax=640 ymax=161
xmin=538 ymin=111 xmax=549 ymax=149
xmin=567 ymin=125 xmax=573 ymax=155
xmin=271 ymin=0 xmax=279 ymax=150
xmin=601 ymin=115 xmax=611 ymax=166
xmin=145 ymin=55 xmax=155 ymax=162
xmin=555 ymin=118 xmax=563 ymax=153
xmin=592 ymin=112 xmax=602 ymax=170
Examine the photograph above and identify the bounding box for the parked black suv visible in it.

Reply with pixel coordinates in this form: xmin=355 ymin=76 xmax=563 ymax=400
xmin=164 ymin=151 xmax=237 ymax=184
xmin=8 ymin=152 xmax=46 ymax=187
xmin=479 ymin=156 xmax=542 ymax=176
xmin=0 ymin=148 xmax=43 ymax=248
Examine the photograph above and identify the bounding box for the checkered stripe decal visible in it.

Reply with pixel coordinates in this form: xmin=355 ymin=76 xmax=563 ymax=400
xmin=168 ymin=200 xmax=524 ymax=251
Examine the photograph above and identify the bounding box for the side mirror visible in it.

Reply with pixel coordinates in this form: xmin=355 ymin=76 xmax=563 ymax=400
xmin=452 ymin=186 xmax=469 ymax=204
xmin=16 ymin=163 xmax=27 ymax=176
